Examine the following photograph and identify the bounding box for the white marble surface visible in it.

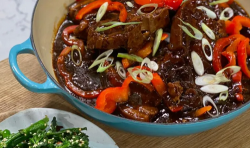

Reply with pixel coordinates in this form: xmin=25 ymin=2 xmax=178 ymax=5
xmin=0 ymin=0 xmax=37 ymax=61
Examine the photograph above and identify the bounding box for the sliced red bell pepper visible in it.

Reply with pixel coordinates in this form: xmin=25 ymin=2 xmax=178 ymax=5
xmin=134 ymin=0 xmax=183 ymax=10
xmin=227 ymin=0 xmax=234 ymax=4
xmin=75 ymin=0 xmax=127 ymax=22
xmin=75 ymin=0 xmax=111 ymax=20
xmin=95 ymin=76 xmax=133 ymax=113
xmin=221 ymin=51 xmax=236 ymax=67
xmin=213 ymin=34 xmax=245 ymax=72
xmin=226 ymin=16 xmax=250 ymax=35
xmin=95 ymin=72 xmax=167 ymax=113
xmin=107 ymin=2 xmax=127 ymax=22
xmin=151 ymin=73 xmax=167 ymax=96
xmin=237 ymin=38 xmax=250 ymax=78
xmin=62 ymin=25 xmax=84 ymax=50
xmin=169 ymin=106 xmax=183 ymax=112
xmin=57 ymin=47 xmax=102 ymax=99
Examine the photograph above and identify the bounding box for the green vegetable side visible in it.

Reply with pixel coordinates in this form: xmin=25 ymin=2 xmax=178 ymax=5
xmin=0 ymin=116 xmax=89 ymax=148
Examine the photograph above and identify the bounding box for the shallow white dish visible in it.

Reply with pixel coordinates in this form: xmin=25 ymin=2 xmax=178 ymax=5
xmin=0 ymin=108 xmax=119 ymax=148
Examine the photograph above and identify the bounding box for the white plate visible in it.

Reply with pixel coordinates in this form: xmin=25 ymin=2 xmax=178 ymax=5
xmin=0 ymin=108 xmax=119 ymax=148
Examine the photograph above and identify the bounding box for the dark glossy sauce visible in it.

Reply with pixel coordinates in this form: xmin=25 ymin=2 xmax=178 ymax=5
xmin=53 ymin=0 xmax=250 ymax=123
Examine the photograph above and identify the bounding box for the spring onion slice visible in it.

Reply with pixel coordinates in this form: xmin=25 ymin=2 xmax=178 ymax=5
xmin=215 ymin=66 xmax=241 ymax=82
xmin=201 ymin=23 xmax=215 ymax=40
xmin=181 ymin=0 xmax=188 ymax=6
xmin=209 ymin=0 xmax=229 ymax=6
xmin=178 ymin=18 xmax=203 ymax=40
xmin=96 ymin=2 xmax=108 ymax=22
xmin=195 ymin=74 xmax=218 ymax=86
xmin=137 ymin=3 xmax=158 ymax=15
xmin=89 ymin=49 xmax=113 ymax=69
xmin=128 ymin=67 xmax=153 ymax=84
xmin=219 ymin=91 xmax=229 ymax=101
xmin=141 ymin=57 xmax=159 ymax=71
xmin=203 ymin=95 xmax=219 ymax=117
xmin=202 ymin=38 xmax=213 ymax=61
xmin=196 ymin=6 xmax=217 ymax=19
xmin=117 ymin=53 xmax=143 ymax=62
xmin=153 ymin=28 xmax=163 ymax=56
xmin=191 ymin=51 xmax=204 ymax=76
xmin=220 ymin=7 xmax=234 ymax=21
xmin=201 ymin=85 xmax=229 ymax=94
xmin=70 ymin=45 xmax=82 ymax=66
xmin=116 ymin=61 xmax=126 ymax=79
xmin=97 ymin=57 xmax=114 ymax=73
xmin=126 ymin=1 xmax=134 ymax=8
xmin=96 ymin=21 xmax=142 ymax=32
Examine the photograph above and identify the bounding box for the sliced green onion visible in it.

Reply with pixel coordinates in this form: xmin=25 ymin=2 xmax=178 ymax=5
xmin=216 ymin=66 xmax=241 ymax=82
xmin=116 ymin=61 xmax=126 ymax=79
xmin=137 ymin=3 xmax=158 ymax=15
xmin=195 ymin=74 xmax=218 ymax=86
xmin=117 ymin=53 xmax=143 ymax=62
xmin=141 ymin=57 xmax=159 ymax=71
xmin=178 ymin=18 xmax=203 ymax=40
xmin=191 ymin=51 xmax=204 ymax=76
xmin=209 ymin=0 xmax=229 ymax=6
xmin=201 ymin=23 xmax=215 ymax=40
xmin=97 ymin=57 xmax=114 ymax=73
xmin=89 ymin=49 xmax=113 ymax=69
xmin=71 ymin=45 xmax=82 ymax=66
xmin=203 ymin=95 xmax=219 ymax=117
xmin=196 ymin=6 xmax=217 ymax=19
xmin=201 ymin=85 xmax=229 ymax=94
xmin=220 ymin=7 xmax=234 ymax=21
xmin=96 ymin=21 xmax=141 ymax=32
xmin=96 ymin=2 xmax=109 ymax=22
xmin=128 ymin=67 xmax=153 ymax=84
xmin=126 ymin=1 xmax=134 ymax=8
xmin=153 ymin=28 xmax=163 ymax=56
xmin=181 ymin=0 xmax=188 ymax=6
xmin=202 ymin=38 xmax=213 ymax=61
xmin=219 ymin=91 xmax=229 ymax=101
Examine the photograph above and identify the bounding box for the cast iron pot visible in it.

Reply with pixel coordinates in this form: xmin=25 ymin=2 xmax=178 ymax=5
xmin=8 ymin=0 xmax=250 ymax=136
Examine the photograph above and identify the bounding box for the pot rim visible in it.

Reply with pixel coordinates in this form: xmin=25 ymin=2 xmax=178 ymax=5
xmin=30 ymin=0 xmax=250 ymax=127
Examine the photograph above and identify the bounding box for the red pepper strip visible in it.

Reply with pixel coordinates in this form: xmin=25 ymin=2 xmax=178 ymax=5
xmin=95 ymin=76 xmax=133 ymax=113
xmin=226 ymin=38 xmax=241 ymax=53
xmin=57 ymin=47 xmax=102 ymax=99
xmin=221 ymin=51 xmax=236 ymax=67
xmin=134 ymin=0 xmax=164 ymax=7
xmin=213 ymin=35 xmax=241 ymax=72
xmin=227 ymin=0 xmax=234 ymax=4
xmin=161 ymin=33 xmax=168 ymax=41
xmin=62 ymin=25 xmax=84 ymax=51
xmin=226 ymin=16 xmax=250 ymax=35
xmin=169 ymin=106 xmax=183 ymax=112
xmin=107 ymin=2 xmax=127 ymax=22
xmin=75 ymin=0 xmax=111 ymax=20
xmin=95 ymin=73 xmax=167 ymax=113
xmin=238 ymin=38 xmax=250 ymax=78
xmin=151 ymin=73 xmax=167 ymax=96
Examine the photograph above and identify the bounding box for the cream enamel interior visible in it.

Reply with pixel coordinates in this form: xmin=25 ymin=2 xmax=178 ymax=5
xmin=32 ymin=0 xmax=250 ymax=81
xmin=32 ymin=0 xmax=74 ymax=80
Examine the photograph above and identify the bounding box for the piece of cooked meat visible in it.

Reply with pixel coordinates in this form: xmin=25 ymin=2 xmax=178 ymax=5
xmin=169 ymin=0 xmax=227 ymax=52
xmin=85 ymin=7 xmax=170 ymax=53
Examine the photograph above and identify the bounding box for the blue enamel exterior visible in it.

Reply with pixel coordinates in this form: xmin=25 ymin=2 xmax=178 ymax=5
xmin=9 ymin=38 xmax=250 ymax=136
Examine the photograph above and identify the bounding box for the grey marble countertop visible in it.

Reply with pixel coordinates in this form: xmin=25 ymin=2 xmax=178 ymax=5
xmin=0 ymin=0 xmax=37 ymax=61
